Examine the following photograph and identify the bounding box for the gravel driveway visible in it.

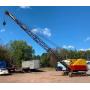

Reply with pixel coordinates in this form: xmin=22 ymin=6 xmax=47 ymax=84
xmin=0 ymin=68 xmax=90 ymax=83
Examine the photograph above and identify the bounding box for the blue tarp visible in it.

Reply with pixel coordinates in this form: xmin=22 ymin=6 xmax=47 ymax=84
xmin=0 ymin=60 xmax=7 ymax=68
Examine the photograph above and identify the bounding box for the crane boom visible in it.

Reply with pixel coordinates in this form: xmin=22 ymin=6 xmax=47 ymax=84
xmin=5 ymin=11 xmax=70 ymax=70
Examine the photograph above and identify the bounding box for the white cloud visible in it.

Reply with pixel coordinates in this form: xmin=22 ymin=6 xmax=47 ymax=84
xmin=79 ymin=49 xmax=85 ymax=51
xmin=86 ymin=48 xmax=90 ymax=50
xmin=43 ymin=28 xmax=51 ymax=37
xmin=31 ymin=28 xmax=38 ymax=34
xmin=84 ymin=37 xmax=90 ymax=42
xmin=31 ymin=28 xmax=52 ymax=37
xmin=79 ymin=48 xmax=90 ymax=51
xmin=63 ymin=45 xmax=75 ymax=49
xmin=0 ymin=29 xmax=6 ymax=32
xmin=19 ymin=6 xmax=31 ymax=9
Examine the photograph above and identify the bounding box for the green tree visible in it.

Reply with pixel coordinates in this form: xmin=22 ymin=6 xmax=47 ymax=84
xmin=40 ymin=53 xmax=50 ymax=67
xmin=0 ymin=45 xmax=11 ymax=61
xmin=57 ymin=48 xmax=69 ymax=60
xmin=85 ymin=50 xmax=90 ymax=60
xmin=34 ymin=55 xmax=41 ymax=60
xmin=76 ymin=50 xmax=86 ymax=59
xmin=8 ymin=40 xmax=35 ymax=67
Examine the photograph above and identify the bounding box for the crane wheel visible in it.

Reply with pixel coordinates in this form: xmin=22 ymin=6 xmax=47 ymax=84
xmin=69 ymin=72 xmax=73 ymax=77
xmin=62 ymin=71 xmax=69 ymax=76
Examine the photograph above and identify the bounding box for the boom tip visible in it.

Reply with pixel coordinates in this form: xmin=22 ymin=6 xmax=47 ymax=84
xmin=5 ymin=11 xmax=9 ymax=15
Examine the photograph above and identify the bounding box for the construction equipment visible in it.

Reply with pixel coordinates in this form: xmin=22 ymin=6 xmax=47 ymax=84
xmin=68 ymin=59 xmax=87 ymax=77
xmin=3 ymin=21 xmax=6 ymax=26
xmin=4 ymin=11 xmax=88 ymax=76
xmin=4 ymin=11 xmax=70 ymax=70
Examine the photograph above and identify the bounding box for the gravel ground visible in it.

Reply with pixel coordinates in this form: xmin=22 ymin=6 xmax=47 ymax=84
xmin=0 ymin=68 xmax=90 ymax=83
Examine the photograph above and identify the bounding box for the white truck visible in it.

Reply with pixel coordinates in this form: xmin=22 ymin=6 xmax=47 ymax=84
xmin=22 ymin=60 xmax=40 ymax=72
xmin=56 ymin=60 xmax=70 ymax=71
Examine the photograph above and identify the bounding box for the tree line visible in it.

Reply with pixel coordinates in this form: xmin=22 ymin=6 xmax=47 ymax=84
xmin=41 ymin=48 xmax=90 ymax=67
xmin=0 ymin=40 xmax=90 ymax=67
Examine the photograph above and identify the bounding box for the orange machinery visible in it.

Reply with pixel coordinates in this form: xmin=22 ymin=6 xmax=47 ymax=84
xmin=67 ymin=59 xmax=88 ymax=77
xmin=69 ymin=59 xmax=87 ymax=71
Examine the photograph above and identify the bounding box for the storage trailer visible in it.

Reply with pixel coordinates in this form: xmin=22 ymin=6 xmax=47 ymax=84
xmin=22 ymin=60 xmax=40 ymax=72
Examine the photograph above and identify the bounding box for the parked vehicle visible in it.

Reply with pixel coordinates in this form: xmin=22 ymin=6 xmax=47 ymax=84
xmin=22 ymin=60 xmax=40 ymax=72
xmin=56 ymin=61 xmax=66 ymax=71
xmin=0 ymin=60 xmax=9 ymax=75
xmin=87 ymin=61 xmax=90 ymax=70
xmin=0 ymin=68 xmax=9 ymax=75
xmin=56 ymin=60 xmax=70 ymax=71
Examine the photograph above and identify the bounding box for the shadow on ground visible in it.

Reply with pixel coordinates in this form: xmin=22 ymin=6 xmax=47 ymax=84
xmin=12 ymin=69 xmax=45 ymax=74
xmin=30 ymin=69 xmax=45 ymax=72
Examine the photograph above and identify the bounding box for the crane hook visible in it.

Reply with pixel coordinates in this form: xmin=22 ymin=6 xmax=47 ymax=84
xmin=3 ymin=21 xmax=6 ymax=26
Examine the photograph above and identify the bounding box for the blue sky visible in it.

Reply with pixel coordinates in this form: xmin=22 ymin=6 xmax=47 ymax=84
xmin=0 ymin=6 xmax=90 ymax=55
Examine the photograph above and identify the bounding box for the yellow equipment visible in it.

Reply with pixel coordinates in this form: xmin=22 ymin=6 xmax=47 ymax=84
xmin=69 ymin=59 xmax=87 ymax=71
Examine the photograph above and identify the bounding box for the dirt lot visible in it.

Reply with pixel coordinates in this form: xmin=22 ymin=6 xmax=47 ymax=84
xmin=0 ymin=68 xmax=90 ymax=83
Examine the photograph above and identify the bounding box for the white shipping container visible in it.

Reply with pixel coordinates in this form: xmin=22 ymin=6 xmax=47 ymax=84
xmin=22 ymin=60 xmax=40 ymax=70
